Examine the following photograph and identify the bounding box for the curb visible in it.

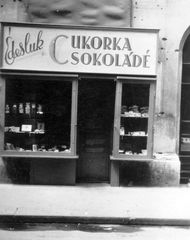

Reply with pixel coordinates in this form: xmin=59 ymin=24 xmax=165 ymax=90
xmin=1 ymin=215 xmax=190 ymax=226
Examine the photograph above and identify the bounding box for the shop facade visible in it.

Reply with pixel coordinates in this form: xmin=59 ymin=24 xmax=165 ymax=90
xmin=0 ymin=22 xmax=158 ymax=185
xmin=2 ymin=0 xmax=190 ymax=186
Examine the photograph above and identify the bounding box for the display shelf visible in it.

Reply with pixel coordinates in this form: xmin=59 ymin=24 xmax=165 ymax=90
xmin=121 ymin=114 xmax=148 ymax=118
xmin=181 ymin=134 xmax=190 ymax=136
xmin=118 ymin=153 xmax=147 ymax=156
xmin=4 ymin=130 xmax=69 ymax=153
xmin=5 ymin=131 xmax=44 ymax=134
xmin=1 ymin=151 xmax=78 ymax=159
xmin=120 ymin=135 xmax=147 ymax=138
xmin=110 ymin=155 xmax=153 ymax=162
xmin=181 ymin=143 xmax=190 ymax=151
xmin=5 ymin=114 xmax=43 ymax=118
xmin=5 ymin=131 xmax=45 ymax=136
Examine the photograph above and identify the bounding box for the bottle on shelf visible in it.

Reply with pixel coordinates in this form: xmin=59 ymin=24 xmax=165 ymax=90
xmin=120 ymin=127 xmax=125 ymax=135
xmin=37 ymin=104 xmax=43 ymax=114
xmin=31 ymin=103 xmax=36 ymax=115
xmin=25 ymin=103 xmax=30 ymax=115
xmin=19 ymin=103 xmax=24 ymax=114
xmin=5 ymin=104 xmax=10 ymax=114
xmin=12 ymin=104 xmax=17 ymax=115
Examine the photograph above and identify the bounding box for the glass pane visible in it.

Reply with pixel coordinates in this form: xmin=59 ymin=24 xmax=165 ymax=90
xmin=181 ymin=122 xmax=190 ymax=152
xmin=181 ymin=85 xmax=190 ymax=120
xmin=4 ymin=79 xmax=72 ymax=153
xmin=182 ymin=64 xmax=190 ymax=83
xmin=181 ymin=83 xmax=190 ymax=152
xmin=183 ymin=35 xmax=190 ymax=63
xmin=119 ymin=83 xmax=149 ymax=156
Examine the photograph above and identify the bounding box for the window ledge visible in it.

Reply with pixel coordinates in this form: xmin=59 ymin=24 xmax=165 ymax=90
xmin=110 ymin=155 xmax=153 ymax=162
xmin=0 ymin=152 xmax=79 ymax=159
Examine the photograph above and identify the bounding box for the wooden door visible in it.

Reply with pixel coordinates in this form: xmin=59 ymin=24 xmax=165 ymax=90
xmin=77 ymin=79 xmax=115 ymax=183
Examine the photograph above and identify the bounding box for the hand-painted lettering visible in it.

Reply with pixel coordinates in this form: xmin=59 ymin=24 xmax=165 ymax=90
xmin=4 ymin=30 xmax=44 ymax=65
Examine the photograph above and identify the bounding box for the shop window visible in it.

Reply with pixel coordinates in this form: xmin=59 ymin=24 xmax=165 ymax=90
xmin=113 ymin=78 xmax=155 ymax=160
xmin=119 ymin=83 xmax=149 ymax=155
xmin=1 ymin=77 xmax=78 ymax=157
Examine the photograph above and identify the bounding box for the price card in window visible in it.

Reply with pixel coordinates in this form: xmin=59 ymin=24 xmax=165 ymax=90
xmin=21 ymin=125 xmax=32 ymax=132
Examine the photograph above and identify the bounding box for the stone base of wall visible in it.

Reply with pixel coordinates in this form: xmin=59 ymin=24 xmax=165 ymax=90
xmin=0 ymin=154 xmax=180 ymax=186
xmin=0 ymin=158 xmax=11 ymax=183
xmin=120 ymin=153 xmax=180 ymax=187
xmin=0 ymin=157 xmax=30 ymax=184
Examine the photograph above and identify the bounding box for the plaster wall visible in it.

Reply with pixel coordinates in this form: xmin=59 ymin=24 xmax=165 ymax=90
xmin=0 ymin=0 xmax=27 ymax=21
xmin=120 ymin=154 xmax=180 ymax=187
xmin=22 ymin=0 xmax=131 ymax=26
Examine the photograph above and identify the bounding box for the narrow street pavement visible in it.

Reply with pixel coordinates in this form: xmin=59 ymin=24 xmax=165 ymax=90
xmin=1 ymin=184 xmax=190 ymax=239
xmin=1 ymin=184 xmax=190 ymax=226
xmin=0 ymin=223 xmax=190 ymax=240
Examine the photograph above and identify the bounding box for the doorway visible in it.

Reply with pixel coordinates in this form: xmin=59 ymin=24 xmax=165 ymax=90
xmin=77 ymin=78 xmax=115 ymax=183
xmin=180 ymin=33 xmax=190 ymax=183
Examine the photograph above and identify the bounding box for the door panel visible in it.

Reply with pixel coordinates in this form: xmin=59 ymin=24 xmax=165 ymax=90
xmin=77 ymin=79 xmax=115 ymax=183
xmin=79 ymin=131 xmax=110 ymax=182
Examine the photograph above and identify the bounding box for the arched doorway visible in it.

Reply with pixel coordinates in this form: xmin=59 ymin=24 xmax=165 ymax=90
xmin=180 ymin=32 xmax=190 ymax=183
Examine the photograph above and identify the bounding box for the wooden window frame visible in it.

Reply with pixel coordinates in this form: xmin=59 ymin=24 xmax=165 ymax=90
xmin=0 ymin=73 xmax=78 ymax=159
xmin=112 ymin=76 xmax=156 ymax=161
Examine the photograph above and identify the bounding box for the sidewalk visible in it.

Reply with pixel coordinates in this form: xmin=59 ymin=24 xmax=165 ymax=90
xmin=0 ymin=183 xmax=190 ymax=226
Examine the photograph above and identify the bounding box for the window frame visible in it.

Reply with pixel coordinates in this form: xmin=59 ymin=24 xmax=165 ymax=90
xmin=0 ymin=73 xmax=78 ymax=159
xmin=112 ymin=77 xmax=156 ymax=161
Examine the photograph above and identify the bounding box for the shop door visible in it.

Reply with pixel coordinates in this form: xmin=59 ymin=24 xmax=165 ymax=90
xmin=77 ymin=79 xmax=115 ymax=183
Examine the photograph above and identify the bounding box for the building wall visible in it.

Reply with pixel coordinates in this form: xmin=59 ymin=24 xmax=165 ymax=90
xmin=1 ymin=0 xmax=189 ymax=185
xmin=24 ymin=0 xmax=131 ymax=26
xmin=129 ymin=0 xmax=190 ymax=186
xmin=132 ymin=0 xmax=189 ymax=154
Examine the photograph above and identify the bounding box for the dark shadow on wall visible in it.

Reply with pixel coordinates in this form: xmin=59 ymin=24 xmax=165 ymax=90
xmin=2 ymin=158 xmax=30 ymax=184
xmin=119 ymin=161 xmax=151 ymax=187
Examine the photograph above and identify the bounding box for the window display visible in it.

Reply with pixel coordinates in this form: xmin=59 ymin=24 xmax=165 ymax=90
xmin=4 ymin=79 xmax=72 ymax=154
xmin=119 ymin=83 xmax=149 ymax=156
xmin=113 ymin=79 xmax=155 ymax=159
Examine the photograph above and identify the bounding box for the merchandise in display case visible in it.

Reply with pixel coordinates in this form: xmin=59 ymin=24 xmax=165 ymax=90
xmin=3 ymin=78 xmax=74 ymax=156
xmin=120 ymin=106 xmax=148 ymax=155
xmin=113 ymin=78 xmax=156 ymax=160
xmin=119 ymin=83 xmax=149 ymax=156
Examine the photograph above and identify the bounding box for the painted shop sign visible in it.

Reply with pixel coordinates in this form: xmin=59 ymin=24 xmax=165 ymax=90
xmin=0 ymin=23 xmax=159 ymax=75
